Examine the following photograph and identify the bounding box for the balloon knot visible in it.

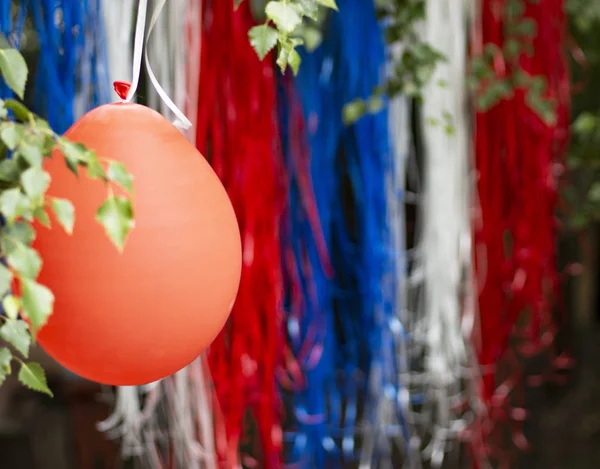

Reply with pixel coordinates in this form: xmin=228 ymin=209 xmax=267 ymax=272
xmin=113 ymin=81 xmax=132 ymax=100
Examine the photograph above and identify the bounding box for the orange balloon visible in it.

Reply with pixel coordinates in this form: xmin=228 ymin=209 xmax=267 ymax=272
xmin=33 ymin=103 xmax=242 ymax=386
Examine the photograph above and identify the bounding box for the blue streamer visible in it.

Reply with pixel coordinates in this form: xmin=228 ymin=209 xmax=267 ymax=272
xmin=29 ymin=0 xmax=110 ymax=133
xmin=278 ymin=64 xmax=338 ymax=468
xmin=280 ymin=0 xmax=412 ymax=467
xmin=332 ymin=1 xmax=409 ymax=462
xmin=0 ymin=0 xmax=110 ymax=144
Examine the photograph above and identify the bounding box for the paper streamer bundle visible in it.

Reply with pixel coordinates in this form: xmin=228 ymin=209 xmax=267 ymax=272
xmin=336 ymin=4 xmax=410 ymax=467
xmin=99 ymin=359 xmax=217 ymax=469
xmin=286 ymin=39 xmax=344 ymax=469
xmin=289 ymin=1 xmax=409 ymax=467
xmin=277 ymin=70 xmax=337 ymax=469
xmin=379 ymin=46 xmax=421 ymax=469
xmin=387 ymin=103 xmax=421 ymax=468
xmin=0 ymin=0 xmax=110 ymax=127
xmin=98 ymin=2 xmax=218 ymax=468
xmin=29 ymin=0 xmax=111 ymax=133
xmin=473 ymin=0 xmax=570 ymax=463
xmin=195 ymin=1 xmax=285 ymax=467
xmin=410 ymin=0 xmax=480 ymax=466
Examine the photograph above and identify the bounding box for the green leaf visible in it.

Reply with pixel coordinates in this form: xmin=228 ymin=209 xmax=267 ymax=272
xmin=343 ymin=100 xmax=367 ymax=124
xmin=276 ymin=44 xmax=290 ymax=74
xmin=234 ymin=0 xmax=244 ymax=9
xmin=37 ymin=132 xmax=56 ymax=155
xmin=0 ymin=188 xmax=27 ymax=223
xmin=21 ymin=278 xmax=54 ymax=334
xmin=265 ymin=1 xmax=302 ymax=33
xmin=505 ymin=0 xmax=525 ymax=18
xmin=249 ymin=25 xmax=279 ymax=60
xmin=295 ymin=0 xmax=319 ymax=19
xmin=60 ymin=140 xmax=88 ymax=161
xmin=0 ymin=347 xmax=12 ymax=385
xmin=288 ymin=48 xmax=301 ymax=75
xmin=529 ymin=75 xmax=547 ymax=93
xmin=296 ymin=24 xmax=322 ymax=51
xmin=0 ymin=35 xmax=10 ymax=50
xmin=316 ymin=0 xmax=338 ymax=10
xmin=19 ymin=141 xmax=44 ymax=167
xmin=503 ymin=38 xmax=521 ymax=60
xmin=7 ymin=243 xmax=42 ymax=279
xmin=0 ymin=158 xmax=22 ymax=183
xmin=2 ymin=295 xmax=20 ymax=320
xmin=0 ymin=319 xmax=31 ymax=357
xmin=426 ymin=116 xmax=440 ymax=127
xmin=589 ymin=182 xmax=600 ymax=203
xmin=58 ymin=140 xmax=91 ymax=176
xmin=64 ymin=156 xmax=79 ymax=175
xmin=4 ymin=98 xmax=33 ymax=122
xmin=33 ymin=207 xmax=51 ymax=228
xmin=516 ymin=18 xmax=537 ymax=37
xmin=51 ymin=198 xmax=74 ymax=234
xmin=570 ymin=212 xmax=589 ymax=230
xmin=1 ymin=123 xmax=24 ymax=150
xmin=0 ymin=263 xmax=12 ymax=298
xmin=4 ymin=220 xmax=35 ymax=245
xmin=573 ymin=112 xmax=597 ymax=135
xmin=0 ymin=48 xmax=28 ymax=100
xmin=18 ymin=361 xmax=53 ymax=397
xmin=107 ymin=161 xmax=133 ymax=193
xmin=366 ymin=95 xmax=384 ymax=114
xmin=21 ymin=166 xmax=51 ymax=202
xmin=86 ymin=151 xmax=106 ymax=180
xmin=96 ymin=195 xmax=134 ymax=251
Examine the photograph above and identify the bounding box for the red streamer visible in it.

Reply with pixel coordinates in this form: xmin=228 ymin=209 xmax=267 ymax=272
xmin=194 ymin=1 xmax=286 ymax=467
xmin=473 ymin=0 xmax=570 ymax=464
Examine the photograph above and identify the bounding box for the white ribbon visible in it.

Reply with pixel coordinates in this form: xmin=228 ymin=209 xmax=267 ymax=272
xmin=124 ymin=0 xmax=192 ymax=130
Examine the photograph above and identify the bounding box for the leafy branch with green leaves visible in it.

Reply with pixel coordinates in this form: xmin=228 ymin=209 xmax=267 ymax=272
xmin=243 ymin=0 xmax=448 ymax=127
xmin=343 ymin=0 xmax=446 ymax=124
xmin=241 ymin=0 xmax=338 ymax=74
xmin=469 ymin=0 xmax=557 ymax=124
xmin=0 ymin=45 xmax=134 ymax=395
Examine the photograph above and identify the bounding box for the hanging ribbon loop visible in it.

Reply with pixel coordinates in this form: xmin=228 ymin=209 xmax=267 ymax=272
xmin=124 ymin=0 xmax=192 ymax=130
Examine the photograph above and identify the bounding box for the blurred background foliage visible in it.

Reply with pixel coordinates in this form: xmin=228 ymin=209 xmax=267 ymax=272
xmin=565 ymin=0 xmax=600 ymax=230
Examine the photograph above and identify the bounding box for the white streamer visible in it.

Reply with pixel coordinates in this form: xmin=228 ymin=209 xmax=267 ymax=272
xmin=97 ymin=386 xmax=148 ymax=457
xmin=389 ymin=91 xmax=423 ymax=469
xmin=100 ymin=359 xmax=217 ymax=469
xmin=411 ymin=0 xmax=480 ymax=465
